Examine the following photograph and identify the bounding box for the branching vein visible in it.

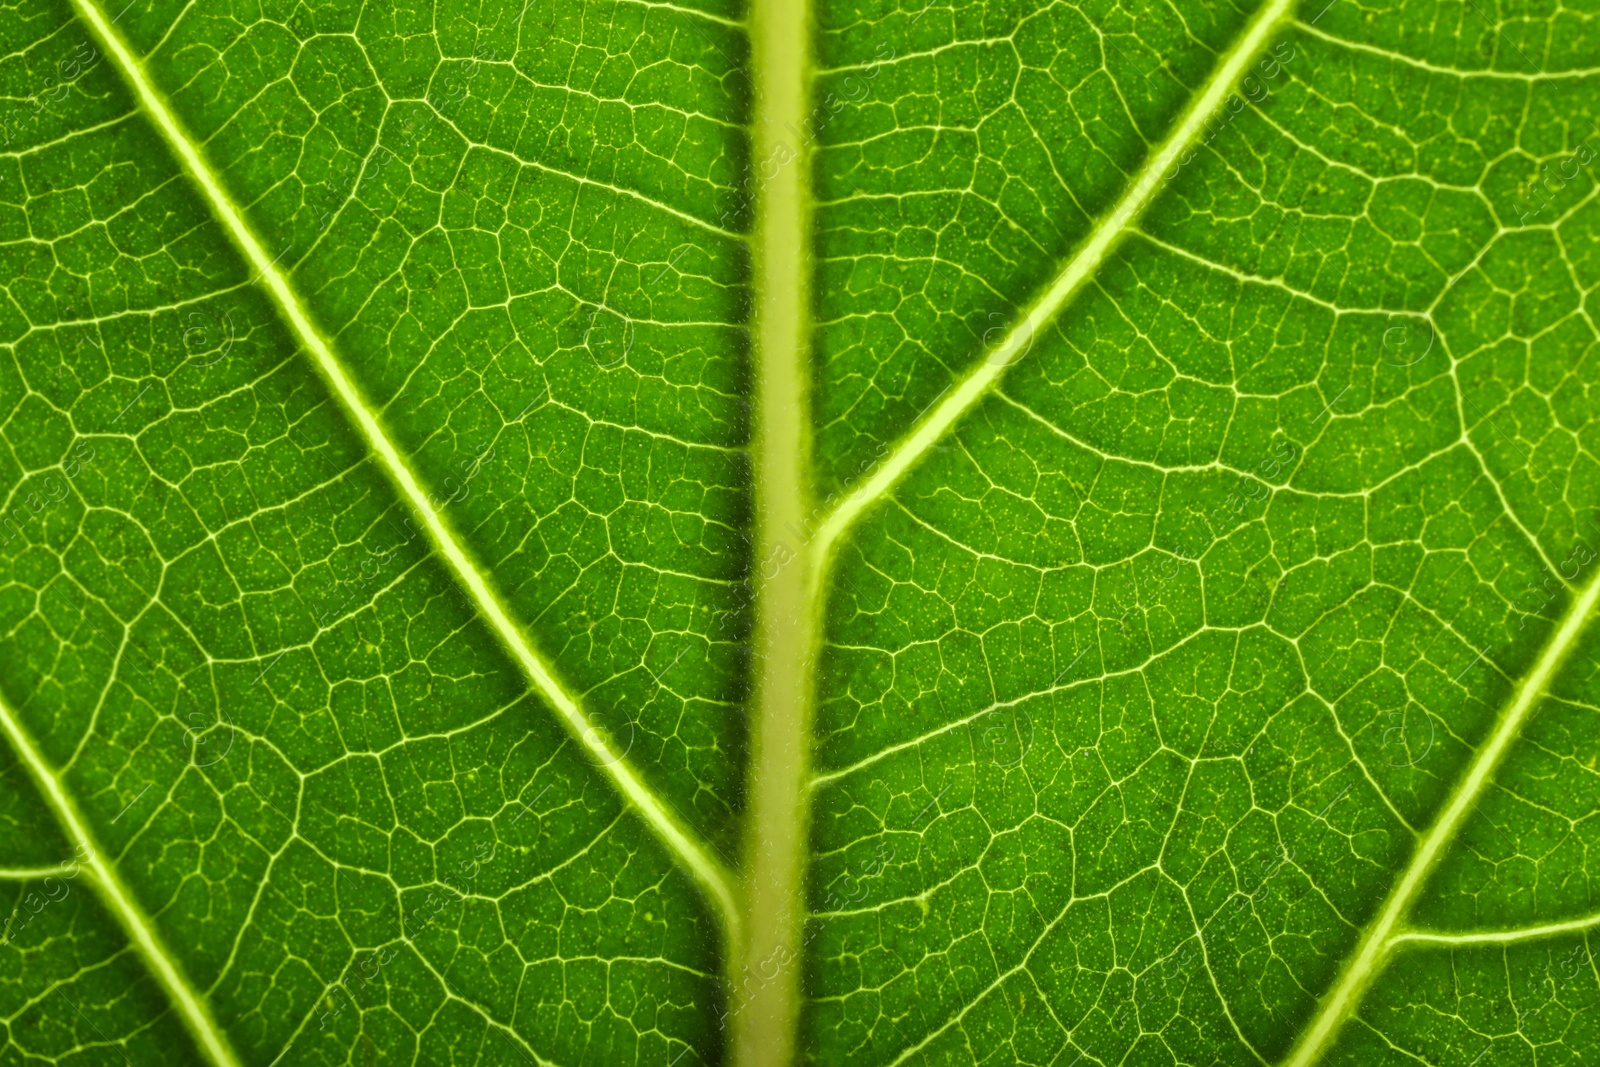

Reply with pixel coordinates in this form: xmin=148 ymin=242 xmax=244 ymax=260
xmin=0 ymin=692 xmax=243 ymax=1067
xmin=1285 ymin=565 xmax=1600 ymax=1067
xmin=808 ymin=0 xmax=1296 ymax=572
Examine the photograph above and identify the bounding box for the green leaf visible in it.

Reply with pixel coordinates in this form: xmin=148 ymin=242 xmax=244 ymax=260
xmin=0 ymin=0 xmax=1596 ymax=1064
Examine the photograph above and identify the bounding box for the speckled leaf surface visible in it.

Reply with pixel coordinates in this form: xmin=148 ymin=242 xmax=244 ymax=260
xmin=0 ymin=0 xmax=1596 ymax=1065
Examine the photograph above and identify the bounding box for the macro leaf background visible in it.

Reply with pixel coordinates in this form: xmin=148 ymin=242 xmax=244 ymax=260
xmin=0 ymin=0 xmax=1596 ymax=1065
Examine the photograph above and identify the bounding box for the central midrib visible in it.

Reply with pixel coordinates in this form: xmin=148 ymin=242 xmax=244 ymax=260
xmin=732 ymin=0 xmax=817 ymax=1062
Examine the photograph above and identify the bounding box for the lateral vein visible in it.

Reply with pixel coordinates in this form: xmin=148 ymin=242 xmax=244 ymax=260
xmin=1283 ymin=564 xmax=1600 ymax=1067
xmin=1388 ymin=910 xmax=1600 ymax=949
xmin=0 ymin=863 xmax=82 ymax=881
xmin=67 ymin=0 xmax=742 ymax=949
xmin=808 ymin=0 xmax=1297 ymax=572
xmin=0 ymin=693 xmax=243 ymax=1067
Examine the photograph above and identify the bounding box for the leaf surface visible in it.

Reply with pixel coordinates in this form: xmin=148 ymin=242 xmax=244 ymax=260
xmin=0 ymin=0 xmax=1597 ymax=1064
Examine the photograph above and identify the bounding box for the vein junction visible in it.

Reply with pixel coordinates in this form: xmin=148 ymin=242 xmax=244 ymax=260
xmin=808 ymin=0 xmax=1297 ymax=571
xmin=0 ymin=692 xmax=243 ymax=1067
xmin=1285 ymin=564 xmax=1600 ymax=1067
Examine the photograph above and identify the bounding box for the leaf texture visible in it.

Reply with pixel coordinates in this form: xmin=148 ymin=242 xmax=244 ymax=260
xmin=0 ymin=0 xmax=1597 ymax=1064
